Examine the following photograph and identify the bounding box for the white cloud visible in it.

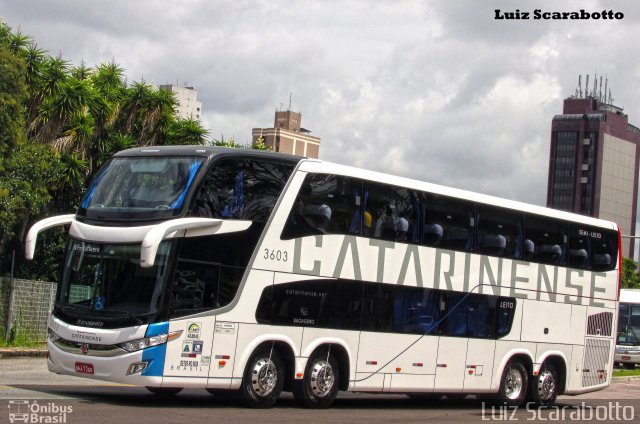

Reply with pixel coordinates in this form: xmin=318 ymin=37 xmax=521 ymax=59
xmin=3 ymin=0 xmax=640 ymax=208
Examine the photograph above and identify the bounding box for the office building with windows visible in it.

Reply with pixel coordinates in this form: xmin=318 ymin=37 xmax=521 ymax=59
xmin=547 ymin=93 xmax=640 ymax=257
xmin=159 ymin=85 xmax=202 ymax=120
xmin=252 ymin=110 xmax=321 ymax=158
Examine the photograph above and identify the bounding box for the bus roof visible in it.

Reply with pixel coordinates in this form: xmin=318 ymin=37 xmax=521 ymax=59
xmin=297 ymin=159 xmax=619 ymax=231
xmin=620 ymin=289 xmax=640 ymax=304
xmin=112 ymin=145 xmax=304 ymax=164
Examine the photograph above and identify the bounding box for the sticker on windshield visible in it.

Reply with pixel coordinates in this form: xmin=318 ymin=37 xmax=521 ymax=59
xmin=93 ymin=296 xmax=105 ymax=310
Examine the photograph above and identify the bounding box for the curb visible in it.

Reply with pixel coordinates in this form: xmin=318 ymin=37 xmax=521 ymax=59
xmin=612 ymin=375 xmax=640 ymax=383
xmin=0 ymin=349 xmax=48 ymax=359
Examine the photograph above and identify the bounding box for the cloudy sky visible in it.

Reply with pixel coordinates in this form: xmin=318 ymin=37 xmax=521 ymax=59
xmin=2 ymin=0 xmax=640 ymax=207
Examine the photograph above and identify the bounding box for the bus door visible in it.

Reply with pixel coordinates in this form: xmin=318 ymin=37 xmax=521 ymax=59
xmin=436 ymin=292 xmax=501 ymax=392
xmin=355 ymin=284 xmax=439 ymax=392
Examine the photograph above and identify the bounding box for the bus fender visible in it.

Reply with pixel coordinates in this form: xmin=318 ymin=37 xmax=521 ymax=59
xmin=535 ymin=350 xmax=568 ymax=370
xmin=296 ymin=338 xmax=354 ymax=378
xmin=492 ymin=349 xmax=535 ymax=392
xmin=233 ymin=333 xmax=299 ymax=379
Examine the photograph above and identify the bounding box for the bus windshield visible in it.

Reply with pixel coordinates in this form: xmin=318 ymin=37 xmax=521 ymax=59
xmin=56 ymin=239 xmax=171 ymax=326
xmin=79 ymin=156 xmax=204 ymax=220
xmin=618 ymin=302 xmax=640 ymax=345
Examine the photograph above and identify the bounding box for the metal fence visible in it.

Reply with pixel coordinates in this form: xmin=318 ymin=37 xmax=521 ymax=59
xmin=0 ymin=277 xmax=57 ymax=342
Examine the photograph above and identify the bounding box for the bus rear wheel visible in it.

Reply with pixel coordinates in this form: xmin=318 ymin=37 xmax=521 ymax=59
xmin=293 ymin=348 xmax=340 ymax=408
xmin=241 ymin=346 xmax=284 ymax=408
xmin=529 ymin=363 xmax=559 ymax=407
xmin=498 ymin=360 xmax=528 ymax=406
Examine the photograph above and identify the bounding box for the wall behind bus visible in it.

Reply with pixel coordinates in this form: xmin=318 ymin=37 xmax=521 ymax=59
xmin=0 ymin=277 xmax=56 ymax=343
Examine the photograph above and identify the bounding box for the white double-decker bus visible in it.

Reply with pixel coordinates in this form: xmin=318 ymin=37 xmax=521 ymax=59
xmin=26 ymin=146 xmax=621 ymax=408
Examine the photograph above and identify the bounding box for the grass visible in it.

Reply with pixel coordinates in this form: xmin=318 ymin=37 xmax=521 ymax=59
xmin=0 ymin=331 xmax=46 ymax=348
xmin=613 ymin=366 xmax=640 ymax=377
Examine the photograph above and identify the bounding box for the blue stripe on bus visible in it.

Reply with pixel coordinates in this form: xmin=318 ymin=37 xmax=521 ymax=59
xmin=141 ymin=322 xmax=169 ymax=376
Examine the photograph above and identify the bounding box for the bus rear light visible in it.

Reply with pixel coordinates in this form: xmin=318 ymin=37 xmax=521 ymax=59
xmin=618 ymin=226 xmax=623 ymax=301
xmin=296 ymin=373 xmax=303 ymax=379
xmin=366 ymin=361 xmax=378 ymax=365
xmin=395 ymin=367 xmax=401 ymax=372
xmin=218 ymin=361 xmax=227 ymax=367
xmin=412 ymin=363 xmax=423 ymax=367
xmin=215 ymin=355 xmax=231 ymax=359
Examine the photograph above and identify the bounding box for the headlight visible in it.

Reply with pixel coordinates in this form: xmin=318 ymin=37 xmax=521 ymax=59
xmin=117 ymin=330 xmax=182 ymax=353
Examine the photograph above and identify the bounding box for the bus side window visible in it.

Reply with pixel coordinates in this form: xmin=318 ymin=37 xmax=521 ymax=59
xmin=525 ymin=216 xmax=568 ymax=266
xmin=361 ymin=284 xmax=394 ymax=332
xmin=365 ymin=182 xmax=419 ymax=243
xmin=393 ymin=286 xmax=440 ymax=335
xmin=193 ymin=159 xmax=295 ymax=221
xmin=422 ymin=194 xmax=474 ymax=251
xmin=281 ymin=174 xmax=362 ymax=239
xmin=496 ymin=296 xmax=516 ymax=338
xmin=476 ymin=206 xmax=522 ymax=258
xmin=591 ymin=229 xmax=617 ymax=272
xmin=568 ymin=225 xmax=590 ymax=269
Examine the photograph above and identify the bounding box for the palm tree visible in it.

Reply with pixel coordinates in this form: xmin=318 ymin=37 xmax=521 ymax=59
xmin=165 ymin=118 xmax=208 ymax=145
xmin=138 ymin=87 xmax=177 ymax=145
xmin=120 ymin=81 xmax=152 ymax=135
xmin=7 ymin=31 xmax=30 ymax=54
xmin=35 ymin=77 xmax=96 ymax=145
xmin=57 ymin=152 xmax=88 ymax=190
xmin=27 ymin=56 xmax=70 ymax=136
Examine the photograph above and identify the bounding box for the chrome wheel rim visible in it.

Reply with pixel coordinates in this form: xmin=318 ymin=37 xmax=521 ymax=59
xmin=309 ymin=359 xmax=335 ymax=398
xmin=251 ymin=357 xmax=277 ymax=397
xmin=504 ymin=366 xmax=523 ymax=400
xmin=537 ymin=369 xmax=556 ymax=401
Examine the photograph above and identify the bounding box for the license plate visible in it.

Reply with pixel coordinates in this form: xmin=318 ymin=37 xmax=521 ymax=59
xmin=75 ymin=362 xmax=94 ymax=374
xmin=622 ymin=355 xmax=631 ymax=361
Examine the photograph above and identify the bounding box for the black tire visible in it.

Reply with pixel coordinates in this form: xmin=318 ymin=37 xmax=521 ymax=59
xmin=241 ymin=346 xmax=285 ymax=408
xmin=624 ymin=363 xmax=636 ymax=370
xmin=498 ymin=360 xmax=528 ymax=407
xmin=293 ymin=348 xmax=340 ymax=408
xmin=145 ymin=386 xmax=183 ymax=396
xmin=528 ymin=363 xmax=559 ymax=407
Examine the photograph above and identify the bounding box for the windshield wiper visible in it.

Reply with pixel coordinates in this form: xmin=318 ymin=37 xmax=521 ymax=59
xmin=58 ymin=304 xmax=145 ymax=325
xmin=103 ymin=308 xmax=145 ymax=325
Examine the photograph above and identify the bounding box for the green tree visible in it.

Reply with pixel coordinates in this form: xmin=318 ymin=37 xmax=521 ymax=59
xmin=622 ymin=257 xmax=640 ymax=289
xmin=165 ymin=118 xmax=208 ymax=145
xmin=0 ymin=143 xmax=57 ymax=253
xmin=0 ymin=45 xmax=27 ymax=174
xmin=252 ymin=135 xmax=272 ymax=151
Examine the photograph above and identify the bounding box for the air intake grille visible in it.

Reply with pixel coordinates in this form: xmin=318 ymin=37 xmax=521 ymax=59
xmin=586 ymin=311 xmax=613 ymax=337
xmin=582 ymin=338 xmax=611 ymax=387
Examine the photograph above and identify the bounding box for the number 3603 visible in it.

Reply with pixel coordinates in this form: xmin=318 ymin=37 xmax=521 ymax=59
xmin=264 ymin=249 xmax=288 ymax=262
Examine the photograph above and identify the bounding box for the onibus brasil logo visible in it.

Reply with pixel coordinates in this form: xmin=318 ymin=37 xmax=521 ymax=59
xmin=8 ymin=400 xmax=73 ymax=423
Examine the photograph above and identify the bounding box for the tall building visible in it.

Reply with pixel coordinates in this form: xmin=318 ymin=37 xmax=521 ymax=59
xmin=252 ymin=110 xmax=321 ymax=158
xmin=546 ymin=79 xmax=640 ymax=257
xmin=159 ymin=85 xmax=202 ymax=120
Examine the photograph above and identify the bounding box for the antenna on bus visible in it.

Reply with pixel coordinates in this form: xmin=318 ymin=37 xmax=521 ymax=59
xmin=288 ymin=92 xmax=293 ymax=111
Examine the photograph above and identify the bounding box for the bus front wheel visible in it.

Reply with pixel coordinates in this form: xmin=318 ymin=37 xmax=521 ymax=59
xmin=293 ymin=348 xmax=340 ymax=408
xmin=498 ymin=360 xmax=528 ymax=406
xmin=241 ymin=346 xmax=284 ymax=408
